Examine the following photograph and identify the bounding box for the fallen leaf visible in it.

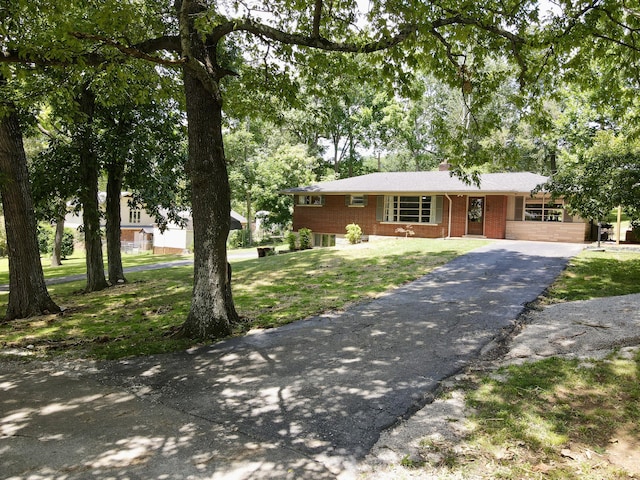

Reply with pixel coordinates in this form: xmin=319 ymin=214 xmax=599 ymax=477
xmin=532 ymin=463 xmax=552 ymax=473
xmin=561 ymin=449 xmax=581 ymax=461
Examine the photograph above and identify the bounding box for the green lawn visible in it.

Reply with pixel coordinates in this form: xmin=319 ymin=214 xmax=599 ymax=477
xmin=448 ymin=351 xmax=640 ymax=479
xmin=0 ymin=251 xmax=189 ymax=286
xmin=546 ymin=249 xmax=640 ymax=302
xmin=0 ymin=238 xmax=487 ymax=359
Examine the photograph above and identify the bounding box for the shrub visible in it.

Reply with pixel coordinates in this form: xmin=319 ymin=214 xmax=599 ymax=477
xmin=60 ymin=228 xmax=75 ymax=259
xmin=228 ymin=229 xmax=251 ymax=248
xmin=286 ymin=231 xmax=298 ymax=251
xmin=37 ymin=224 xmax=54 ymax=254
xmin=298 ymin=228 xmax=313 ymax=250
xmin=345 ymin=223 xmax=362 ymax=244
xmin=37 ymin=224 xmax=75 ymax=258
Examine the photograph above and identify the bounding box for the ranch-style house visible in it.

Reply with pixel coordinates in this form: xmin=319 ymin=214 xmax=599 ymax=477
xmin=282 ymin=169 xmax=591 ymax=246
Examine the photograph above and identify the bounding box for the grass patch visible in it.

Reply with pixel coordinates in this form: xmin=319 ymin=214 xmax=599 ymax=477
xmin=546 ymin=249 xmax=640 ymax=302
xmin=0 ymin=251 xmax=189 ymax=286
xmin=0 ymin=238 xmax=487 ymax=359
xmin=454 ymin=351 xmax=640 ymax=479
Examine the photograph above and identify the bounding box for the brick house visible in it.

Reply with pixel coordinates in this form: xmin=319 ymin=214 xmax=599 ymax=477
xmin=282 ymin=170 xmax=590 ymax=245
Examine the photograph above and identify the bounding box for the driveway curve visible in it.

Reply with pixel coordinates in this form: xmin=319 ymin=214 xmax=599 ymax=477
xmin=0 ymin=240 xmax=583 ymax=479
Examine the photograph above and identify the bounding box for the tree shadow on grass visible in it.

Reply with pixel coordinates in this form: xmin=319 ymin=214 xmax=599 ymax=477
xmin=464 ymin=351 xmax=640 ymax=478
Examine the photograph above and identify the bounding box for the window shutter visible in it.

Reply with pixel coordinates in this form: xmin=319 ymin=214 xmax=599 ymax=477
xmin=434 ymin=195 xmax=443 ymax=223
xmin=363 ymin=195 xmax=368 ymax=206
xmin=320 ymin=195 xmax=325 ymax=206
xmin=376 ymin=196 xmax=384 ymax=221
xmin=345 ymin=195 xmax=350 ymax=206
xmin=294 ymin=195 xmax=299 ymax=205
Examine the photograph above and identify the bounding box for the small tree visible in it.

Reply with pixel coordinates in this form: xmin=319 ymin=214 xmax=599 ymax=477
xmin=345 ymin=223 xmax=363 ymax=244
xmin=395 ymin=225 xmax=416 ymax=238
xmin=37 ymin=224 xmax=75 ymax=261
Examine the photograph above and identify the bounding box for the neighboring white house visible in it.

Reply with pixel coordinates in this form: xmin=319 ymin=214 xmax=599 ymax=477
xmin=153 ymin=209 xmax=247 ymax=254
xmin=65 ymin=192 xmax=247 ymax=254
xmin=65 ymin=192 xmax=156 ymax=252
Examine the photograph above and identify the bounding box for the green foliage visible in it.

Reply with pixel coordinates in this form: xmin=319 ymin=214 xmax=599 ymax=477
xmin=60 ymin=228 xmax=75 ymax=259
xmin=37 ymin=224 xmax=53 ymax=254
xmin=345 ymin=223 xmax=362 ymax=244
xmin=228 ymin=229 xmax=251 ymax=249
xmin=0 ymin=219 xmax=6 ymax=258
xmin=285 ymin=228 xmax=313 ymax=250
xmin=227 ymin=120 xmax=321 ymax=230
xmin=286 ymin=231 xmax=298 ymax=251
xmin=36 ymin=224 xmax=75 ymax=259
xmin=545 ymin=131 xmax=640 ymax=221
xmin=298 ymin=228 xmax=312 ymax=250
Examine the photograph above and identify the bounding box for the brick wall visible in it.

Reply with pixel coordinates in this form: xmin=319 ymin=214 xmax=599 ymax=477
xmin=485 ymin=195 xmax=507 ymax=239
xmin=292 ymin=193 xmax=587 ymax=242
xmin=121 ymin=228 xmax=137 ymax=242
xmin=449 ymin=195 xmax=467 ymax=237
xmin=293 ymin=194 xmax=514 ymax=240
xmin=506 ymin=221 xmax=589 ymax=242
xmin=293 ymin=195 xmax=451 ymax=239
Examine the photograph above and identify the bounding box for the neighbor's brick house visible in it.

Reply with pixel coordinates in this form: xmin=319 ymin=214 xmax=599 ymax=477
xmin=282 ymin=170 xmax=590 ymax=245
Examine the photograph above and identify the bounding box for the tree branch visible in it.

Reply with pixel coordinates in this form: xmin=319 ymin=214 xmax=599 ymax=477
xmin=210 ymin=17 xmax=418 ymax=54
xmin=592 ymin=32 xmax=640 ymax=52
xmin=71 ymin=33 xmax=183 ymax=66
xmin=1 ymin=35 xmax=181 ymax=67
xmin=313 ymin=0 xmax=323 ymax=37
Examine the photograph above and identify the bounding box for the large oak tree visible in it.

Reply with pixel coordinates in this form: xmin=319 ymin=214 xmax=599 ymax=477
xmin=0 ymin=76 xmax=61 ymax=319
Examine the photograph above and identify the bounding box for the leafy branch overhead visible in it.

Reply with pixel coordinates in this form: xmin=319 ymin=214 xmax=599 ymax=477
xmin=2 ymin=0 xmax=535 ymax=96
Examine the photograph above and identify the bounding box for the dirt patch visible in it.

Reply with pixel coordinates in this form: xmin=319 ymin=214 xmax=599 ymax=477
xmin=607 ymin=425 xmax=640 ymax=476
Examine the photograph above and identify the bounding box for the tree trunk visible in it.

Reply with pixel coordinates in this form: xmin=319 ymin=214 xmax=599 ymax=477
xmin=179 ymin=69 xmax=239 ymax=339
xmin=77 ymin=86 xmax=109 ymax=292
xmin=51 ymin=210 xmax=65 ymax=267
xmin=0 ymin=97 xmax=60 ymax=319
xmin=246 ymin=190 xmax=252 ymax=245
xmin=105 ymin=157 xmax=126 ymax=284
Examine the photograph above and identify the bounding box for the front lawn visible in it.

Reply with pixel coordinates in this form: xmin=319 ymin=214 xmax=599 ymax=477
xmin=0 ymin=238 xmax=488 ymax=359
xmin=546 ymin=249 xmax=640 ymax=302
xmin=0 ymin=251 xmax=189 ymax=286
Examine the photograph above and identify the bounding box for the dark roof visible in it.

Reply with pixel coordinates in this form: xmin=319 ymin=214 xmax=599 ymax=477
xmin=282 ymin=171 xmax=548 ymax=195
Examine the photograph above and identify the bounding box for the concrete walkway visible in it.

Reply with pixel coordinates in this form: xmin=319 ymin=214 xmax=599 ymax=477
xmin=0 ymin=241 xmax=583 ymax=479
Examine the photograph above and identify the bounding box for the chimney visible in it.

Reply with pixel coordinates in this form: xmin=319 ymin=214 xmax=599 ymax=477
xmin=438 ymin=162 xmax=451 ymax=171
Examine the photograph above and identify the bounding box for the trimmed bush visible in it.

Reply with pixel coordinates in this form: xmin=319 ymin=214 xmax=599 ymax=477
xmin=298 ymin=228 xmax=312 ymax=250
xmin=286 ymin=231 xmax=298 ymax=251
xmin=345 ymin=223 xmax=362 ymax=244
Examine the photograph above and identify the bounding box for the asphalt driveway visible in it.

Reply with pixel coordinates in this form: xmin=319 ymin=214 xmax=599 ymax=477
xmin=0 ymin=240 xmax=583 ymax=479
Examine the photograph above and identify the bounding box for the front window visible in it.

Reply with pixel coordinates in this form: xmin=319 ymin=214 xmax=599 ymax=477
xmin=348 ymin=195 xmax=366 ymax=207
xmin=313 ymin=233 xmax=336 ymax=247
xmin=129 ymin=209 xmax=141 ymax=224
xmin=383 ymin=195 xmax=438 ymax=224
xmin=524 ymin=199 xmax=564 ymax=222
xmin=297 ymin=195 xmax=324 ymax=206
